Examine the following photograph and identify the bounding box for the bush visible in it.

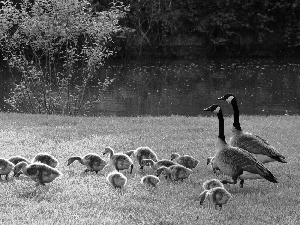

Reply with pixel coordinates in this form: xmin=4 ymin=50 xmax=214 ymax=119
xmin=0 ymin=0 xmax=128 ymax=115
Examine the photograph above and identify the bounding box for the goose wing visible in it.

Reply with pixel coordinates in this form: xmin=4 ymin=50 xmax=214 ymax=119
xmin=232 ymin=132 xmax=286 ymax=162
xmin=224 ymin=146 xmax=278 ymax=183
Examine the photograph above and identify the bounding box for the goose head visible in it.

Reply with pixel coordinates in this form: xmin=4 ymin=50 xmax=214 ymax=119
xmin=13 ymin=161 xmax=29 ymax=177
xmin=217 ymin=93 xmax=236 ymax=104
xmin=203 ymin=104 xmax=221 ymax=114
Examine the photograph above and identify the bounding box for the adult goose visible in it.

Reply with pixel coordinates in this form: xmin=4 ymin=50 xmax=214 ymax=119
xmin=204 ymin=104 xmax=278 ymax=187
xmin=218 ymin=94 xmax=287 ymax=164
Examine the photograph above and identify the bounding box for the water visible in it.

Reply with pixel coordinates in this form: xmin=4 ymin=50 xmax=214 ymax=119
xmin=1 ymin=58 xmax=300 ymax=116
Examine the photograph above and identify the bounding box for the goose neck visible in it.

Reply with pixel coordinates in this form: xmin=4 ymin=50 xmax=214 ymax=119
xmin=217 ymin=110 xmax=226 ymax=143
xmin=231 ymin=99 xmax=242 ymax=131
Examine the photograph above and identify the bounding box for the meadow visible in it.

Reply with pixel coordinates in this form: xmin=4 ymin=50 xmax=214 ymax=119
xmin=0 ymin=112 xmax=299 ymax=225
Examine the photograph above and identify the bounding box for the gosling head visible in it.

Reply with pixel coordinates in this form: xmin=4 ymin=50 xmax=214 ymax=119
xmin=203 ymin=179 xmax=224 ymax=190
xmin=13 ymin=161 xmax=28 ymax=177
xmin=141 ymin=159 xmax=154 ymax=167
xmin=170 ymin=153 xmax=180 ymax=161
xmin=103 ymin=147 xmax=113 ymax=156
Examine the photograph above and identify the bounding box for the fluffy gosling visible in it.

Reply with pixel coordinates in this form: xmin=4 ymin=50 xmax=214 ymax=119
xmin=170 ymin=153 xmax=199 ymax=169
xmin=141 ymin=159 xmax=177 ymax=171
xmin=199 ymin=187 xmax=232 ymax=210
xmin=32 ymin=153 xmax=58 ymax=168
xmin=106 ymin=171 xmax=127 ymax=189
xmin=155 ymin=164 xmax=193 ymax=181
xmin=0 ymin=158 xmax=14 ymax=180
xmin=103 ymin=147 xmax=134 ymax=173
xmin=124 ymin=146 xmax=158 ymax=170
xmin=8 ymin=156 xmax=30 ymax=177
xmin=141 ymin=175 xmax=160 ymax=188
xmin=13 ymin=161 xmax=62 ymax=185
xmin=67 ymin=153 xmax=107 ymax=174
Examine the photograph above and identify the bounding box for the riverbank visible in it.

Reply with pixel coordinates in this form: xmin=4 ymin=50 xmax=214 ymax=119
xmin=0 ymin=113 xmax=298 ymax=224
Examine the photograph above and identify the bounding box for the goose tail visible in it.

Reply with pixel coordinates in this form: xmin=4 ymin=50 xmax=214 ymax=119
xmin=276 ymin=156 xmax=287 ymax=163
xmin=255 ymin=162 xmax=278 ymax=183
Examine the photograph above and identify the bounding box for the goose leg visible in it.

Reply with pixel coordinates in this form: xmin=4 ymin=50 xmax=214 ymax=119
xmin=222 ymin=171 xmax=243 ymax=186
xmin=130 ymin=164 xmax=133 ymax=174
xmin=240 ymin=179 xmax=245 ymax=188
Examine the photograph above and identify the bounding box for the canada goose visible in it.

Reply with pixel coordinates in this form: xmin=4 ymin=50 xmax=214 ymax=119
xmin=141 ymin=159 xmax=177 ymax=171
xmin=103 ymin=147 xmax=134 ymax=174
xmin=32 ymin=153 xmax=58 ymax=168
xmin=170 ymin=153 xmax=199 ymax=169
xmin=204 ymin=104 xmax=278 ymax=187
xmin=141 ymin=175 xmax=160 ymax=188
xmin=0 ymin=158 xmax=14 ymax=180
xmin=106 ymin=171 xmax=127 ymax=189
xmin=218 ymin=94 xmax=287 ymax=164
xmin=199 ymin=187 xmax=232 ymax=210
xmin=8 ymin=156 xmax=30 ymax=177
xmin=67 ymin=153 xmax=108 ymax=174
xmin=124 ymin=147 xmax=158 ymax=170
xmin=155 ymin=165 xmax=193 ymax=181
xmin=13 ymin=162 xmax=62 ymax=185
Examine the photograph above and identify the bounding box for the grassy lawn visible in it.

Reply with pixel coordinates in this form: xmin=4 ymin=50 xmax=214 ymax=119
xmin=0 ymin=112 xmax=299 ymax=225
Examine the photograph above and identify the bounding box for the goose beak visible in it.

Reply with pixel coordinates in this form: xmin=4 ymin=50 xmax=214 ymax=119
xmin=203 ymin=106 xmax=212 ymax=111
xmin=217 ymin=96 xmax=225 ymax=100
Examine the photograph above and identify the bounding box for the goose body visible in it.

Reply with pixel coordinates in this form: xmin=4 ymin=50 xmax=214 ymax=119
xmin=141 ymin=159 xmax=177 ymax=171
xmin=13 ymin=161 xmax=62 ymax=185
xmin=199 ymin=187 xmax=232 ymax=210
xmin=106 ymin=171 xmax=127 ymax=189
xmin=141 ymin=175 xmax=160 ymax=187
xmin=103 ymin=147 xmax=133 ymax=173
xmin=170 ymin=153 xmax=198 ymax=169
xmin=0 ymin=158 xmax=14 ymax=180
xmin=32 ymin=153 xmax=58 ymax=168
xmin=125 ymin=147 xmax=158 ymax=170
xmin=204 ymin=104 xmax=278 ymax=187
xmin=218 ymin=94 xmax=287 ymax=164
xmin=155 ymin=164 xmax=193 ymax=181
xmin=67 ymin=153 xmax=107 ymax=173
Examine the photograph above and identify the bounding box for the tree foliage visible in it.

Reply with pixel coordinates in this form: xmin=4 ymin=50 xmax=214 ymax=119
xmin=92 ymin=0 xmax=300 ymax=57
xmin=0 ymin=0 xmax=128 ymax=115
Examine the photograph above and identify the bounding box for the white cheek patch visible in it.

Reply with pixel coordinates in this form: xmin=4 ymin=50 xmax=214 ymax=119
xmin=226 ymin=95 xmax=234 ymax=103
xmin=214 ymin=106 xmax=220 ymax=113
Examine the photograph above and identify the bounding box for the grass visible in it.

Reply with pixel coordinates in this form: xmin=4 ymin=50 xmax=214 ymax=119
xmin=0 ymin=112 xmax=299 ymax=225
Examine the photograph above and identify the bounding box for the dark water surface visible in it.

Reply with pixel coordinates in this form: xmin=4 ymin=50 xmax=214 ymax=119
xmin=1 ymin=58 xmax=300 ymax=116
